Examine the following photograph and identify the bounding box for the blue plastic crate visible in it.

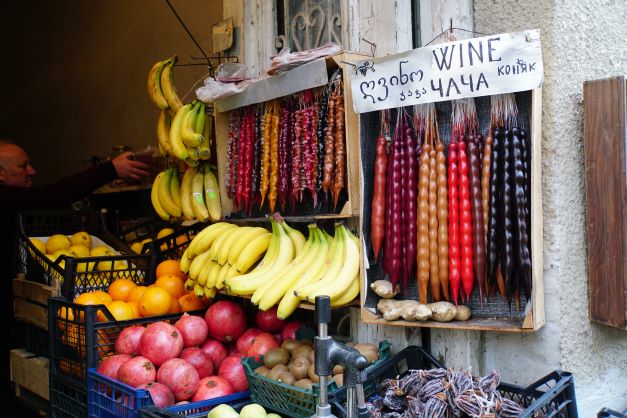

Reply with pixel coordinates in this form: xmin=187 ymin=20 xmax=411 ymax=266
xmin=140 ymin=398 xmax=252 ymax=418
xmin=87 ymin=368 xmax=250 ymax=418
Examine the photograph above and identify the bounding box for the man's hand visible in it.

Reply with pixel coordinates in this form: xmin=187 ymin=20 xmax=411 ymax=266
xmin=111 ymin=152 xmax=151 ymax=181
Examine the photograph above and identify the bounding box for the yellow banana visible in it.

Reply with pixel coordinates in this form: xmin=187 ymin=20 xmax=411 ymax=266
xmin=203 ymin=168 xmax=222 ymax=221
xmin=196 ymin=103 xmax=211 ymax=160
xmin=256 ymin=226 xmax=322 ymax=309
xmin=189 ymin=249 xmax=212 ymax=281
xmin=157 ymin=110 xmax=173 ymax=156
xmin=160 ymin=58 xmax=183 ymax=113
xmin=210 ymin=225 xmax=237 ymax=261
xmin=294 ymin=225 xmax=346 ymax=300
xmin=182 ymin=102 xmax=205 ymax=147
xmin=204 ymin=286 xmax=217 ymax=298
xmin=191 ymin=167 xmax=210 ymax=222
xmin=234 ymin=231 xmax=273 ymax=273
xmin=197 ymin=259 xmax=215 ymax=287
xmin=205 ymin=260 xmax=221 ymax=288
xmin=226 ymin=221 xmax=295 ymax=295
xmin=331 ymin=273 xmax=359 ymax=307
xmin=282 ymin=221 xmax=307 ymax=255
xmin=147 ymin=58 xmax=171 ymax=110
xmin=187 ymin=222 xmax=236 ymax=257
xmin=227 ymin=227 xmax=270 ymax=265
xmin=169 ymin=168 xmax=182 ymax=210
xmin=215 ymin=262 xmax=231 ymax=290
xmin=276 ymin=229 xmax=331 ymax=319
xmin=150 ymin=172 xmax=170 ymax=221
xmin=184 ymin=278 xmax=195 ymax=291
xmin=180 ymin=166 xmax=196 ymax=220
xmin=305 ymin=226 xmax=359 ymax=302
xmin=170 ymin=104 xmax=193 ymax=160
xmin=180 ymin=248 xmax=192 ymax=273
xmin=158 ymin=169 xmax=182 ymax=217
xmin=195 ymin=102 xmax=206 ymax=133
xmin=216 ymin=226 xmax=252 ymax=265
xmin=194 ymin=283 xmax=205 ymax=297
xmin=184 ymin=158 xmax=199 ymax=167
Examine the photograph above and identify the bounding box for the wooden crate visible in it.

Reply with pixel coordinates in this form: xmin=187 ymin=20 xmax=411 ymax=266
xmin=11 ymin=348 xmax=50 ymax=401
xmin=214 ymin=52 xmax=366 ymax=219
xmin=13 ymin=274 xmax=60 ymax=331
xmin=358 ymin=88 xmax=545 ymax=332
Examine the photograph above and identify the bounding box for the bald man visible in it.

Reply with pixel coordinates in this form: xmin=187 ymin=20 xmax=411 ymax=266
xmin=0 ymin=140 xmax=150 ymax=409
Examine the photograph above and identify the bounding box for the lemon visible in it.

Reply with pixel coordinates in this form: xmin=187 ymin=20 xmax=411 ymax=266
xmin=130 ymin=242 xmax=144 ymax=254
xmin=70 ymin=231 xmax=92 ymax=249
xmin=157 ymin=228 xmax=175 ymax=240
xmin=46 ymin=234 xmax=71 ymax=254
xmin=30 ymin=238 xmax=46 ymax=254
xmin=68 ymin=244 xmax=90 ymax=257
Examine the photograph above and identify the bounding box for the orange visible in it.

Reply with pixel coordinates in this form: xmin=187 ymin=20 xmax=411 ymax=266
xmin=127 ymin=286 xmax=148 ymax=303
xmin=169 ymin=297 xmax=181 ymax=314
xmin=92 ymin=290 xmax=113 ymax=304
xmin=74 ymin=292 xmax=105 ymax=306
xmin=175 ymin=235 xmax=189 ymax=246
xmin=139 ymin=287 xmax=172 ymax=317
xmin=106 ymin=301 xmax=135 ymax=321
xmin=127 ymin=301 xmax=141 ymax=318
xmin=108 ymin=279 xmax=137 ymax=301
xmin=178 ymin=293 xmax=204 ymax=312
xmin=57 ymin=307 xmax=75 ymax=331
xmin=155 ymin=275 xmax=185 ymax=299
xmin=156 ymin=259 xmax=186 ymax=280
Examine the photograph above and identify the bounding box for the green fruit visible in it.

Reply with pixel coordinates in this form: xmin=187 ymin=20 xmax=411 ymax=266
xmin=207 ymin=404 xmax=239 ymax=418
xmin=239 ymin=404 xmax=267 ymax=418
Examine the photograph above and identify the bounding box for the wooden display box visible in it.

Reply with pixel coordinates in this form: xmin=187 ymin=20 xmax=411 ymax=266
xmin=13 ymin=273 xmax=60 ymax=331
xmin=10 ymin=348 xmax=50 ymax=401
xmin=358 ymin=88 xmax=545 ymax=332
xmin=583 ymin=76 xmax=627 ymax=330
xmin=214 ymin=53 xmax=366 ymax=220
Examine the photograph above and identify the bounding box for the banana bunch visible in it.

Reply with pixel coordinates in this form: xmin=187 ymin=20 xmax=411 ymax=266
xmin=151 ymin=164 xmax=221 ymax=222
xmin=168 ymin=101 xmax=213 ymax=165
xmin=147 ymin=56 xmax=183 ymax=113
xmin=179 ymin=222 xmax=272 ymax=299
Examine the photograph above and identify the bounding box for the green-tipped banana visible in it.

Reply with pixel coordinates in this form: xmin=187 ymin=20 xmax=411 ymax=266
xmin=199 ymin=106 xmax=212 ymax=160
xmin=203 ymin=168 xmax=222 ymax=221
xmin=184 ymin=278 xmax=195 ymax=292
xmin=181 ymin=102 xmax=205 ymax=147
xmin=151 ymin=172 xmax=170 ymax=220
xmin=282 ymin=221 xmax=306 ymax=255
xmin=169 ymin=167 xmax=182 ymax=209
xmin=160 ymin=58 xmax=183 ymax=113
xmin=180 ymin=248 xmax=192 ymax=273
xmin=191 ymin=167 xmax=210 ymax=222
xmin=158 ymin=169 xmax=182 ymax=217
xmin=147 ymin=58 xmax=171 ymax=110
xmin=157 ymin=110 xmax=173 ymax=156
xmin=180 ymin=166 xmax=196 ymax=220
xmin=170 ymin=104 xmax=193 ymax=160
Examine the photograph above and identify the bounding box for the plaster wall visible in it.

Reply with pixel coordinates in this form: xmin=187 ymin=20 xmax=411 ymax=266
xmin=0 ymin=0 xmax=223 ymax=183
xmin=474 ymin=0 xmax=627 ymax=415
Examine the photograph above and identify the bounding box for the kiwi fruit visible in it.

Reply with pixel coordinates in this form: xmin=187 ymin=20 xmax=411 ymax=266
xmin=294 ymin=378 xmax=314 ymax=391
xmin=307 ymin=363 xmax=330 ymax=383
xmin=354 ymin=344 xmax=379 ymax=363
xmin=297 ymin=339 xmax=313 ymax=347
xmin=292 ymin=345 xmax=313 ymax=360
xmin=263 ymin=348 xmax=290 ymax=368
xmin=307 ymin=349 xmax=315 ymax=364
xmin=333 ymin=374 xmax=343 ymax=386
xmin=289 ymin=357 xmax=311 ymax=380
xmin=267 ymin=364 xmax=289 ymax=380
xmin=277 ymin=371 xmax=296 ymax=385
xmin=281 ymin=339 xmax=300 ymax=352
xmin=332 ymin=364 xmax=344 ymax=375
xmin=255 ymin=366 xmax=270 ymax=377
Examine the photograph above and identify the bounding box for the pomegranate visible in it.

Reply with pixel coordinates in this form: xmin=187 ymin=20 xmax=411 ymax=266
xmin=176 ymin=401 xmax=190 ymax=405
xmin=117 ymin=356 xmax=156 ymax=387
xmin=191 ymin=376 xmax=234 ymax=402
xmin=97 ymin=354 xmax=131 ymax=380
xmin=205 ymin=300 xmax=247 ymax=342
xmin=247 ymin=332 xmax=279 ymax=361
xmin=139 ymin=322 xmax=183 ymax=366
xmin=138 ymin=382 xmax=175 ymax=408
xmin=175 ymin=313 xmax=209 ymax=348
xmin=180 ymin=347 xmax=213 ymax=378
xmin=217 ymin=355 xmax=248 ymax=392
xmin=157 ymin=358 xmax=200 ymax=401
xmin=281 ymin=321 xmax=303 ymax=341
xmin=115 ymin=326 xmax=145 ymax=355
xmin=236 ymin=328 xmax=263 ymax=355
xmin=200 ymin=339 xmax=228 ymax=369
xmin=255 ymin=307 xmax=286 ymax=333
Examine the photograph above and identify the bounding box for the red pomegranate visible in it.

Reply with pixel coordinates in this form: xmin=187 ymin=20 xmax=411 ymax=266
xmin=191 ymin=376 xmax=235 ymax=402
xmin=138 ymin=382 xmax=175 ymax=408
xmin=205 ymin=300 xmax=247 ymax=342
xmin=139 ymin=322 xmax=183 ymax=366
xmin=117 ymin=356 xmax=156 ymax=387
xmin=175 ymin=313 xmax=209 ymax=348
xmin=157 ymin=358 xmax=200 ymax=401
xmin=180 ymin=347 xmax=214 ymax=378
xmin=236 ymin=328 xmax=263 ymax=355
xmin=200 ymin=339 xmax=228 ymax=369
xmin=281 ymin=321 xmax=303 ymax=341
xmin=97 ymin=354 xmax=131 ymax=380
xmin=218 ymin=355 xmax=248 ymax=392
xmin=247 ymin=332 xmax=279 ymax=361
xmin=255 ymin=307 xmax=286 ymax=333
xmin=115 ymin=326 xmax=145 ymax=355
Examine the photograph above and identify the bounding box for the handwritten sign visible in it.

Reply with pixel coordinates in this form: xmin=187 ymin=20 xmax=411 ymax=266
xmin=349 ymin=30 xmax=543 ymax=113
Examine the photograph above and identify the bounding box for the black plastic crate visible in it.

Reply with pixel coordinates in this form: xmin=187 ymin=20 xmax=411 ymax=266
xmin=360 ymin=346 xmax=578 ymax=418
xmin=50 ymin=371 xmax=88 ymax=418
xmin=18 ymin=210 xmax=100 ymax=237
xmin=143 ymin=222 xmax=206 ymax=262
xmin=48 ymin=297 xmax=202 ymax=385
xmin=23 ymin=321 xmax=50 ymax=357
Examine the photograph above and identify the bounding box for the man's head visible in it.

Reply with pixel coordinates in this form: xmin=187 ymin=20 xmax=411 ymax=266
xmin=0 ymin=140 xmax=36 ymax=187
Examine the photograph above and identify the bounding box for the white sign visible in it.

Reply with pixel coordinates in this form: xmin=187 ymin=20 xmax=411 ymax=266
xmin=349 ymin=30 xmax=543 ymax=113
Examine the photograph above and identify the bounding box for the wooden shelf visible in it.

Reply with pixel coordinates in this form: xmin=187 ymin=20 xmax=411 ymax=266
xmin=93 ymin=183 xmax=152 ymax=195
xmin=224 ymin=214 xmax=356 ymax=224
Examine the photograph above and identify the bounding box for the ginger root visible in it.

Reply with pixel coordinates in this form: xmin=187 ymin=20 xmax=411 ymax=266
xmin=377 ymin=299 xmax=431 ymax=322
xmin=370 ymin=280 xmax=399 ymax=299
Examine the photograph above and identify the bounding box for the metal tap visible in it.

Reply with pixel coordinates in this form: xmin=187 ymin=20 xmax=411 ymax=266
xmin=312 ymin=296 xmax=369 ymax=418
